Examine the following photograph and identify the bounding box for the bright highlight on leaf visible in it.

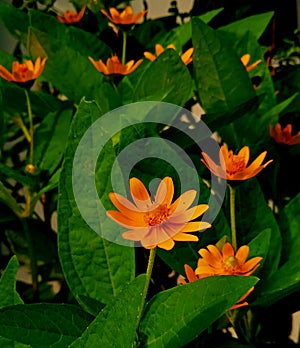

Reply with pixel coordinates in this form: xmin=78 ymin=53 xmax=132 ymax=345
xmin=0 ymin=57 xmax=47 ymax=83
xmin=57 ymin=6 xmax=86 ymax=25
xmin=144 ymin=44 xmax=194 ymax=65
xmin=106 ymin=177 xmax=211 ymax=250
xmin=270 ymin=123 xmax=300 ymax=145
xmin=101 ymin=5 xmax=147 ymax=26
xmin=201 ymin=144 xmax=273 ymax=180
xmin=88 ymin=55 xmax=143 ymax=76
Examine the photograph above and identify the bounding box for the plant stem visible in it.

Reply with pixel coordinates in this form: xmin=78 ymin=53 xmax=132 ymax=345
xmin=228 ymin=184 xmax=237 ymax=250
xmin=14 ymin=115 xmax=31 ymax=142
xmin=136 ymin=248 xmax=156 ymax=328
xmin=122 ymin=30 xmax=127 ymax=65
xmin=20 ymin=218 xmax=39 ymax=301
xmin=24 ymin=89 xmax=34 ymax=165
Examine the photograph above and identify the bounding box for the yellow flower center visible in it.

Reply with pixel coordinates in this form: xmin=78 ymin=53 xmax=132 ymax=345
xmin=144 ymin=204 xmax=170 ymax=226
xmin=227 ymin=155 xmax=246 ymax=174
xmin=224 ymin=256 xmax=238 ymax=271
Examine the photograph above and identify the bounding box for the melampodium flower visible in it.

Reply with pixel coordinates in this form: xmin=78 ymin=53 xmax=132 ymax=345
xmin=241 ymin=54 xmax=262 ymax=72
xmin=144 ymin=44 xmax=194 ymax=65
xmin=88 ymin=55 xmax=142 ymax=76
xmin=195 ymin=242 xmax=262 ymax=278
xmin=57 ymin=6 xmax=86 ymax=24
xmin=101 ymin=5 xmax=147 ymax=26
xmin=180 ymin=263 xmax=255 ymax=310
xmin=106 ymin=177 xmax=211 ymax=250
xmin=201 ymin=144 xmax=273 ymax=181
xmin=0 ymin=57 xmax=47 ymax=83
xmin=270 ymin=123 xmax=300 ymax=145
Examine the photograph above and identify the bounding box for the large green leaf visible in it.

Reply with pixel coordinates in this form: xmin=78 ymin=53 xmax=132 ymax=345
xmin=33 ymin=104 xmax=73 ymax=175
xmin=133 ymin=49 xmax=193 ymax=106
xmin=58 ymin=97 xmax=135 ymax=312
xmin=218 ymin=12 xmax=274 ymax=41
xmin=192 ymin=17 xmax=255 ymax=115
xmin=0 ymin=256 xmax=23 ymax=308
xmin=139 ymin=276 xmax=259 ymax=347
xmin=0 ymin=304 xmax=93 ymax=347
xmin=71 ymin=275 xmax=146 ymax=347
xmin=255 ymin=192 xmax=300 ymax=306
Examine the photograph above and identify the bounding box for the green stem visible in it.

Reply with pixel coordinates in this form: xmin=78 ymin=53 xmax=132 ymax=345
xmin=24 ymin=89 xmax=34 ymax=165
xmin=136 ymin=248 xmax=156 ymax=329
xmin=122 ymin=30 xmax=127 ymax=65
xmin=20 ymin=218 xmax=39 ymax=301
xmin=228 ymin=184 xmax=237 ymax=250
xmin=14 ymin=115 xmax=31 ymax=142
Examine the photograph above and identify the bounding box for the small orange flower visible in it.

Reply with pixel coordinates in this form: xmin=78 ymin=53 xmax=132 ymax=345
xmin=106 ymin=177 xmax=211 ymax=250
xmin=88 ymin=55 xmax=143 ymax=76
xmin=180 ymin=263 xmax=255 ymax=310
xmin=201 ymin=144 xmax=273 ymax=181
xmin=144 ymin=44 xmax=194 ymax=65
xmin=101 ymin=5 xmax=147 ymax=26
xmin=270 ymin=123 xmax=300 ymax=145
xmin=195 ymin=242 xmax=262 ymax=278
xmin=241 ymin=54 xmax=262 ymax=72
xmin=0 ymin=57 xmax=47 ymax=83
xmin=57 ymin=6 xmax=86 ymax=25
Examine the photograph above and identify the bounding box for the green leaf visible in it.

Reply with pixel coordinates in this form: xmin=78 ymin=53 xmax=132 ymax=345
xmin=192 ymin=17 xmax=255 ymax=115
xmin=0 ymin=256 xmax=23 ymax=308
xmin=218 ymin=12 xmax=274 ymax=41
xmin=33 ymin=105 xmax=73 ymax=175
xmin=0 ymin=163 xmax=35 ymax=187
xmin=0 ymin=2 xmax=28 ymax=42
xmin=28 ymin=28 xmax=105 ymax=103
xmin=234 ymin=179 xmax=281 ymax=278
xmin=0 ymin=303 xmax=93 ymax=347
xmin=71 ymin=275 xmax=146 ymax=347
xmin=58 ymin=98 xmax=135 ymax=311
xmin=139 ymin=276 xmax=259 ymax=347
xmin=133 ymin=49 xmax=193 ymax=106
xmin=0 ymin=181 xmax=22 ymax=217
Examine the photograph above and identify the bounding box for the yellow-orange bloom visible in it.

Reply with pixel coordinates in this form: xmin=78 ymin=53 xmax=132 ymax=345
xmin=101 ymin=5 xmax=147 ymax=26
xmin=144 ymin=44 xmax=194 ymax=65
xmin=201 ymin=144 xmax=273 ymax=181
xmin=0 ymin=57 xmax=47 ymax=83
xmin=88 ymin=55 xmax=143 ymax=75
xmin=195 ymin=242 xmax=262 ymax=278
xmin=180 ymin=263 xmax=255 ymax=310
xmin=106 ymin=177 xmax=211 ymax=250
xmin=270 ymin=123 xmax=300 ymax=145
xmin=241 ymin=54 xmax=262 ymax=72
xmin=57 ymin=6 xmax=86 ymax=24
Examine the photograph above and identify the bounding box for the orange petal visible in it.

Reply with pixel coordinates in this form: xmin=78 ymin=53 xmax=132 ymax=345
xmin=235 ymin=245 xmax=249 ymax=264
xmin=157 ymin=238 xmax=175 ymax=250
xmin=154 ymin=177 xmax=174 ymax=206
xmin=144 ymin=52 xmax=156 ymax=61
xmin=237 ymin=146 xmax=250 ymax=166
xmin=180 ymin=221 xmax=211 ymax=232
xmin=184 ymin=264 xmax=198 ymax=282
xmin=222 ymin=242 xmax=235 ymax=259
xmin=106 ymin=210 xmax=147 ymax=228
xmin=172 ymin=232 xmax=198 ymax=241
xmin=130 ymin=177 xmax=151 ymax=209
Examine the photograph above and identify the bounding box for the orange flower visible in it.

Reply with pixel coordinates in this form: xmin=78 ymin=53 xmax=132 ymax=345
xmin=101 ymin=5 xmax=147 ymax=26
xmin=201 ymin=144 xmax=273 ymax=181
xmin=241 ymin=54 xmax=262 ymax=72
xmin=144 ymin=44 xmax=194 ymax=65
xmin=195 ymin=242 xmax=262 ymax=278
xmin=57 ymin=6 xmax=86 ymax=24
xmin=106 ymin=177 xmax=211 ymax=250
xmin=88 ymin=55 xmax=142 ymax=76
xmin=0 ymin=57 xmax=47 ymax=83
xmin=180 ymin=263 xmax=255 ymax=310
xmin=270 ymin=123 xmax=300 ymax=145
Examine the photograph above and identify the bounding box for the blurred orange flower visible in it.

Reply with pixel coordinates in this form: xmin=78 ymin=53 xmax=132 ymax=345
xmin=101 ymin=5 xmax=147 ymax=26
xmin=144 ymin=44 xmax=194 ymax=65
xmin=270 ymin=123 xmax=300 ymax=145
xmin=0 ymin=57 xmax=47 ymax=83
xmin=201 ymin=144 xmax=273 ymax=181
xmin=57 ymin=6 xmax=86 ymax=24
xmin=88 ymin=55 xmax=142 ymax=75
xmin=241 ymin=54 xmax=262 ymax=72
xmin=180 ymin=263 xmax=255 ymax=310
xmin=195 ymin=242 xmax=262 ymax=278
xmin=106 ymin=177 xmax=211 ymax=250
